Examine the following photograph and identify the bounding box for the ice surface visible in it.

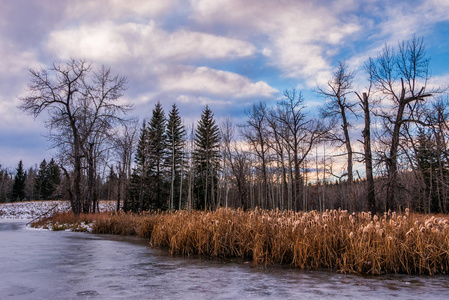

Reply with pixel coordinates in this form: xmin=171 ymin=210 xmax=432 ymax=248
xmin=1 ymin=219 xmax=449 ymax=299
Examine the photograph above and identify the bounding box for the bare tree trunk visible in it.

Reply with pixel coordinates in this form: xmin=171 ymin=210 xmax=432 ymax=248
xmin=179 ymin=153 xmax=184 ymax=210
xmin=73 ymin=139 xmax=82 ymax=215
xmin=385 ymin=84 xmax=407 ymax=211
xmin=341 ymin=108 xmax=354 ymax=211
xmin=117 ymin=169 xmax=121 ymax=212
xmin=204 ymin=158 xmax=209 ymax=210
xmin=288 ymin=152 xmax=293 ymax=210
xmin=170 ymin=143 xmax=175 ymax=210
xmin=357 ymin=92 xmax=376 ymax=214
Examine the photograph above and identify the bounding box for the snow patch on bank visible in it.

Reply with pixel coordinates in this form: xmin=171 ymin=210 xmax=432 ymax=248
xmin=0 ymin=200 xmax=117 ymax=220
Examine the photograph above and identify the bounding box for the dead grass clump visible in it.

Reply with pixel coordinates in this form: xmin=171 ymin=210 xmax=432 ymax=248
xmin=31 ymin=211 xmax=101 ymax=232
xmin=32 ymin=207 xmax=449 ymax=275
xmin=148 ymin=208 xmax=449 ymax=275
xmin=92 ymin=211 xmax=139 ymax=235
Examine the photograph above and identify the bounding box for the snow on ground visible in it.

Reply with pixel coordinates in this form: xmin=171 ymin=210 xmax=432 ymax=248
xmin=0 ymin=200 xmax=117 ymax=220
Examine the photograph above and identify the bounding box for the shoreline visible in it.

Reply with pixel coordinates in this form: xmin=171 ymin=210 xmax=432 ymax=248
xmin=3 ymin=201 xmax=449 ymax=276
xmin=26 ymin=206 xmax=449 ymax=276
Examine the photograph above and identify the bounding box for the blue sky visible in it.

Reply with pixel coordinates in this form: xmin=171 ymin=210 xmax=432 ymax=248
xmin=1 ymin=0 xmax=449 ymax=170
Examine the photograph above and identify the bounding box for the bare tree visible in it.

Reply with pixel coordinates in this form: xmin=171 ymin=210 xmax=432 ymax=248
xmin=368 ymin=36 xmax=433 ymax=211
xmin=242 ymin=102 xmax=271 ymax=209
xmin=318 ymin=62 xmax=357 ymax=210
xmin=20 ymin=59 xmax=131 ymax=215
xmin=272 ymin=90 xmax=328 ymax=210
xmin=356 ymin=91 xmax=376 ymax=213
xmin=221 ymin=117 xmax=250 ymax=209
xmin=112 ymin=120 xmax=138 ymax=211
xmin=267 ymin=108 xmax=289 ymax=210
xmin=355 ymin=59 xmax=376 ymax=213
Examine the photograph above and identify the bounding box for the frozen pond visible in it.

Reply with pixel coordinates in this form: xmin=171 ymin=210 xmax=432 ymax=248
xmin=1 ymin=219 xmax=449 ymax=299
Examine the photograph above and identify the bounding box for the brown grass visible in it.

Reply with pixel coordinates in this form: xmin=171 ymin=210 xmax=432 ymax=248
xmin=32 ymin=208 xmax=449 ymax=275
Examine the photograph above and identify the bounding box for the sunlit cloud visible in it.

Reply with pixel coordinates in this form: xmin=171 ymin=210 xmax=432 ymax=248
xmin=0 ymin=0 xmax=448 ymax=168
xmin=190 ymin=0 xmax=361 ymax=86
xmin=176 ymin=95 xmax=232 ymax=106
xmin=64 ymin=0 xmax=179 ymax=20
xmin=157 ymin=65 xmax=278 ymax=98
xmin=46 ymin=21 xmax=256 ymax=64
xmin=0 ymin=42 xmax=39 ymax=79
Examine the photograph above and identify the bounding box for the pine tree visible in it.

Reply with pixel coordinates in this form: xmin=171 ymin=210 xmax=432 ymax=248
xmin=129 ymin=103 xmax=168 ymax=211
xmin=0 ymin=165 xmax=12 ymax=203
xmin=106 ymin=166 xmax=118 ymax=201
xmin=165 ymin=104 xmax=186 ymax=210
xmin=147 ymin=101 xmax=167 ymax=209
xmin=34 ymin=159 xmax=47 ymax=200
xmin=416 ymin=131 xmax=444 ymax=213
xmin=46 ymin=158 xmax=61 ymax=199
xmin=34 ymin=158 xmax=61 ymax=200
xmin=131 ymin=121 xmax=151 ymax=212
xmin=194 ymin=105 xmax=221 ymax=210
xmin=11 ymin=160 xmax=26 ymax=202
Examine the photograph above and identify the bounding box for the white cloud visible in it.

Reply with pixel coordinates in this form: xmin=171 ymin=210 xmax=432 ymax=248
xmin=176 ymin=95 xmax=232 ymax=106
xmin=190 ymin=0 xmax=449 ymax=90
xmin=47 ymin=22 xmax=129 ymax=63
xmin=46 ymin=21 xmax=256 ymax=64
xmin=427 ymin=74 xmax=449 ymax=92
xmin=261 ymin=48 xmax=272 ymax=57
xmin=0 ymin=42 xmax=39 ymax=78
xmin=361 ymin=0 xmax=449 ymax=56
xmin=157 ymin=65 xmax=278 ymax=98
xmin=65 ymin=0 xmax=178 ymax=20
xmin=190 ymin=0 xmax=361 ymax=86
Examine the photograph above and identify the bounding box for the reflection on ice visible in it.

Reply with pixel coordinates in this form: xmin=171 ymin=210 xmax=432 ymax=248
xmin=1 ymin=219 xmax=449 ymax=299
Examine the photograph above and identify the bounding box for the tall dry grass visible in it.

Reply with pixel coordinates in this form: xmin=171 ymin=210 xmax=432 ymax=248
xmin=33 ymin=208 xmax=449 ymax=275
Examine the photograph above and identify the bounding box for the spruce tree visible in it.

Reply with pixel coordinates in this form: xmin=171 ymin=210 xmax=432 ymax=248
xmin=11 ymin=160 xmax=26 ymax=202
xmin=0 ymin=165 xmax=11 ymax=203
xmin=416 ymin=131 xmax=443 ymax=213
xmin=165 ymin=104 xmax=186 ymax=209
xmin=46 ymin=158 xmax=61 ymax=199
xmin=34 ymin=159 xmax=47 ymax=200
xmin=131 ymin=121 xmax=151 ymax=211
xmin=34 ymin=158 xmax=60 ymax=200
xmin=129 ymin=104 xmax=168 ymax=212
xmin=194 ymin=105 xmax=221 ymax=210
xmin=126 ymin=170 xmax=142 ymax=212
xmin=147 ymin=101 xmax=167 ymax=209
xmin=106 ymin=166 xmax=118 ymax=201
xmin=24 ymin=166 xmax=37 ymax=201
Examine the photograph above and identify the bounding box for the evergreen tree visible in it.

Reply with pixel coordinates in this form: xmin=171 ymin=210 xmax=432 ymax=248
xmin=25 ymin=166 xmax=37 ymax=200
xmin=125 ymin=170 xmax=143 ymax=212
xmin=46 ymin=158 xmax=61 ymax=199
xmin=416 ymin=131 xmax=445 ymax=213
xmin=194 ymin=106 xmax=221 ymax=210
xmin=34 ymin=159 xmax=47 ymax=200
xmin=0 ymin=165 xmax=12 ymax=203
xmin=34 ymin=158 xmax=61 ymax=200
xmin=106 ymin=165 xmax=118 ymax=200
xmin=11 ymin=160 xmax=26 ymax=202
xmin=165 ymin=104 xmax=186 ymax=209
xmin=128 ymin=102 xmax=168 ymax=211
xmin=132 ymin=121 xmax=151 ymax=211
xmin=147 ymin=101 xmax=167 ymax=209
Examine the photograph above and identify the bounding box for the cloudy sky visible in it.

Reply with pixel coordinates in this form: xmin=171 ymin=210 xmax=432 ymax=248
xmin=1 ymin=0 xmax=449 ymax=169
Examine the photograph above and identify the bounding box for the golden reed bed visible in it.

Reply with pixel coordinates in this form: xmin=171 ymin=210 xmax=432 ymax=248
xmin=33 ymin=208 xmax=449 ymax=275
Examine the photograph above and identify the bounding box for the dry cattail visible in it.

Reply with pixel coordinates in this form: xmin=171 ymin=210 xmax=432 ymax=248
xmin=27 ymin=206 xmax=449 ymax=276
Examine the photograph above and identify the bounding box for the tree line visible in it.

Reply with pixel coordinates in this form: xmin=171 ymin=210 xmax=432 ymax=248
xmin=0 ymin=159 xmax=60 ymax=202
xmin=8 ymin=35 xmax=448 ymax=214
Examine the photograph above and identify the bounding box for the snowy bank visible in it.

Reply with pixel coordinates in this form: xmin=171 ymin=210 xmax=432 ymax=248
xmin=0 ymin=200 xmax=117 ymax=220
